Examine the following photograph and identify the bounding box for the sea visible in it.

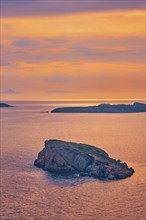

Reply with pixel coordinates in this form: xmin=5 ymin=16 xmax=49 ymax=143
xmin=0 ymin=100 xmax=145 ymax=220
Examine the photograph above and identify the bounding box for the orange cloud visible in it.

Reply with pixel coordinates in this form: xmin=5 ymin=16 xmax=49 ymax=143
xmin=1 ymin=9 xmax=145 ymax=44
xmin=1 ymin=9 xmax=145 ymax=100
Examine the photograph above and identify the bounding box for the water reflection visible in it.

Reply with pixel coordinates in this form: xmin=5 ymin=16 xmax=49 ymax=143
xmin=45 ymin=172 xmax=95 ymax=187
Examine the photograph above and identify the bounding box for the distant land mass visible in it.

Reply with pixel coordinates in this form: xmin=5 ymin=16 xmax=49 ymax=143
xmin=0 ymin=102 xmax=13 ymax=108
xmin=51 ymin=102 xmax=146 ymax=113
xmin=34 ymin=140 xmax=134 ymax=180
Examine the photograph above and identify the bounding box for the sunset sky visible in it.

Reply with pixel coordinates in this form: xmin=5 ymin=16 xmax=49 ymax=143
xmin=1 ymin=1 xmax=145 ymax=100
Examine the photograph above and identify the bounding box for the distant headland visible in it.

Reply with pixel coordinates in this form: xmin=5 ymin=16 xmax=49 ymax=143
xmin=51 ymin=102 xmax=146 ymax=113
xmin=34 ymin=140 xmax=134 ymax=181
xmin=0 ymin=102 xmax=13 ymax=108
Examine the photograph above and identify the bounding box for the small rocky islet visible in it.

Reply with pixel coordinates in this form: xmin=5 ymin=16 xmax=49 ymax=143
xmin=34 ymin=140 xmax=134 ymax=181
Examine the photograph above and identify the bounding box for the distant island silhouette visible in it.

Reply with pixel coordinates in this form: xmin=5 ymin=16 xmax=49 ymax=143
xmin=0 ymin=102 xmax=13 ymax=108
xmin=51 ymin=102 xmax=146 ymax=113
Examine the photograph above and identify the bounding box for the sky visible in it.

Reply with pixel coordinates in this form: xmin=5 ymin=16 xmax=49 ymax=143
xmin=0 ymin=0 xmax=145 ymax=100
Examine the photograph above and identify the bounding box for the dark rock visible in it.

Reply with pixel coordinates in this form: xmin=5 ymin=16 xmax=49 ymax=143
xmin=51 ymin=102 xmax=146 ymax=113
xmin=40 ymin=111 xmax=49 ymax=113
xmin=34 ymin=140 xmax=134 ymax=180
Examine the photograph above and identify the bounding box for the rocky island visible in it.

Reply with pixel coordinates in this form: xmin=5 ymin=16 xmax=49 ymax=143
xmin=51 ymin=102 xmax=146 ymax=113
xmin=0 ymin=102 xmax=13 ymax=108
xmin=34 ymin=140 xmax=134 ymax=180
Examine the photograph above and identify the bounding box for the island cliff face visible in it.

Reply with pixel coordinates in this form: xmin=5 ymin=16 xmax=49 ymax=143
xmin=34 ymin=140 xmax=134 ymax=180
xmin=51 ymin=102 xmax=146 ymax=113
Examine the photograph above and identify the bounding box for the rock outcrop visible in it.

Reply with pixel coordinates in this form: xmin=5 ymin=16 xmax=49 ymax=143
xmin=34 ymin=140 xmax=134 ymax=180
xmin=51 ymin=102 xmax=146 ymax=113
xmin=0 ymin=102 xmax=13 ymax=108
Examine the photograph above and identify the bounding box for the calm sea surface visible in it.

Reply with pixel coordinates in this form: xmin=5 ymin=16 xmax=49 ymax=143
xmin=1 ymin=101 xmax=146 ymax=220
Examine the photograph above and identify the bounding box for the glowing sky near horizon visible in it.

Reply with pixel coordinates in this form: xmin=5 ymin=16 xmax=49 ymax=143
xmin=1 ymin=1 xmax=145 ymax=100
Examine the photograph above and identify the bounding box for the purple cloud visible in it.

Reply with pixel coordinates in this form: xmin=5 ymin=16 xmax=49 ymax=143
xmin=46 ymin=38 xmax=68 ymax=44
xmin=0 ymin=61 xmax=11 ymax=66
xmin=1 ymin=89 xmax=19 ymax=94
xmin=11 ymin=39 xmax=41 ymax=47
xmin=1 ymin=1 xmax=145 ymax=17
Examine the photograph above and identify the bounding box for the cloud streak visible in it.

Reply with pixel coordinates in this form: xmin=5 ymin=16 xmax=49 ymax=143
xmin=47 ymin=90 xmax=73 ymax=94
xmin=1 ymin=89 xmax=19 ymax=94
